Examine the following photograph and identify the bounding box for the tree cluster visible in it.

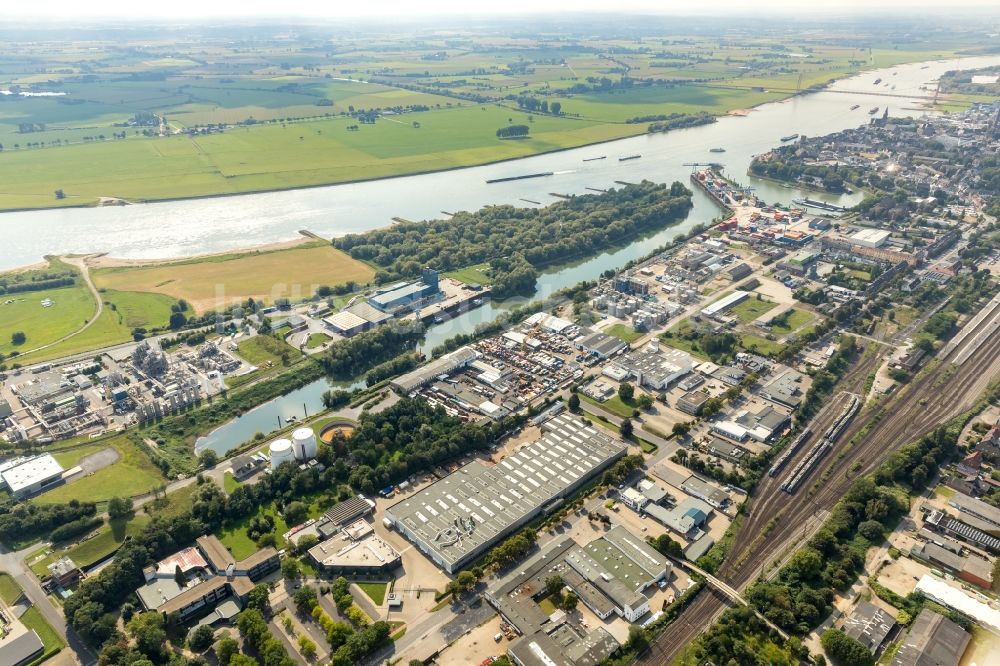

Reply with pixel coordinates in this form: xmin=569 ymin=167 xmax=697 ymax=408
xmin=333 ymin=181 xmax=692 ymax=299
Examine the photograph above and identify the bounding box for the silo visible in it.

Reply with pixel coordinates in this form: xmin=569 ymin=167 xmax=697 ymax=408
xmin=269 ymin=438 xmax=295 ymax=468
xmin=291 ymin=427 xmax=318 ymax=460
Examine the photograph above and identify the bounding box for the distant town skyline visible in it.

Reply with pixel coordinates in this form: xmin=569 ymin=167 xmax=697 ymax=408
xmin=3 ymin=0 xmax=1000 ymax=20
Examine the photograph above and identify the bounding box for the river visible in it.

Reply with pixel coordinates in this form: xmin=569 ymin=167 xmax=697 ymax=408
xmin=75 ymin=53 xmax=996 ymax=457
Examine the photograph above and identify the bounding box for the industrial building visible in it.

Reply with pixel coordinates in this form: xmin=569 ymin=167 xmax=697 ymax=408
xmin=618 ymin=487 xmax=648 ymax=511
xmin=910 ymin=542 xmax=993 ymax=589
xmin=843 ymin=600 xmax=897 ymax=655
xmin=707 ymin=437 xmax=749 ymax=464
xmin=307 ymin=519 xmax=401 ymax=576
xmin=0 ymin=454 xmax=64 ymax=499
xmin=390 ymin=346 xmax=480 ymax=395
xmin=759 ymin=370 xmax=805 ymax=408
xmin=0 ymin=626 xmax=44 ymax=666
xmin=676 ymin=391 xmax=709 ymax=416
xmin=924 ymin=508 xmax=1000 ymax=554
xmin=135 ymin=535 xmax=279 ymax=622
xmin=644 ymin=497 xmax=713 ymax=541
xmin=701 ymin=290 xmax=749 ymax=317
xmin=891 ymin=608 xmax=970 ymax=666
xmin=323 ymin=310 xmax=370 ymax=337
xmin=384 ymin=412 xmax=627 ymax=573
xmin=612 ymin=344 xmax=695 ymax=390
xmin=946 ymin=492 xmax=1000 ymax=532
xmin=486 ymin=538 xmax=620 ymax=666
xmin=368 ymin=268 xmax=440 ymax=313
xmin=564 ymin=526 xmax=669 ymax=622
xmin=575 ymin=328 xmax=627 ymax=359
xmin=324 ymin=494 xmax=376 ymax=527
xmin=726 ymin=263 xmax=753 ymax=281
xmin=851 ymin=228 xmax=892 ymax=248
xmin=734 ymin=405 xmax=791 ymax=443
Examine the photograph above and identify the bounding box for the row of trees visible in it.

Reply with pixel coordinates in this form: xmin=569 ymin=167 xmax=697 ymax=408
xmin=748 ymin=422 xmax=960 ymax=635
xmin=0 ymin=499 xmax=97 ymax=544
xmin=496 ymin=124 xmax=530 ymax=138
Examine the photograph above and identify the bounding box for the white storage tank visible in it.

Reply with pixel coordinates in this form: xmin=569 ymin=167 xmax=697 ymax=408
xmin=269 ymin=438 xmax=295 ymax=468
xmin=291 ymin=427 xmax=318 ymax=460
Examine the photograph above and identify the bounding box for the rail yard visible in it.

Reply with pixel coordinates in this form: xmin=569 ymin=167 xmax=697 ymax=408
xmin=641 ymin=294 xmax=1000 ymax=664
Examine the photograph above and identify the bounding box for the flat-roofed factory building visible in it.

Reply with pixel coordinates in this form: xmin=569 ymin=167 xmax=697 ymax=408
xmin=384 ymin=412 xmax=627 ymax=573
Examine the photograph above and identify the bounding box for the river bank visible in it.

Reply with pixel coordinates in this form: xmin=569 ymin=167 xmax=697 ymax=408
xmin=3 ymin=55 xmax=997 ymax=273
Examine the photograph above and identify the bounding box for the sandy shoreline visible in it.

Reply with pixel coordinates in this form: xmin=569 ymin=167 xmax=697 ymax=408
xmin=84 ymin=234 xmax=322 ymax=270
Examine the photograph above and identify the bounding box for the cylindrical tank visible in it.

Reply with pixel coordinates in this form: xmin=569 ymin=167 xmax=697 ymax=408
xmin=292 ymin=427 xmax=318 ymax=460
xmin=269 ymin=438 xmax=295 ymax=468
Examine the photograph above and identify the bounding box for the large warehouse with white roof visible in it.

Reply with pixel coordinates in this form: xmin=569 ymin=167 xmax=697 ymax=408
xmin=383 ymin=412 xmax=627 ymax=573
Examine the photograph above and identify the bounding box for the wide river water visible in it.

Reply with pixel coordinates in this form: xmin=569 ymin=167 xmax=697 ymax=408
xmin=9 ymin=55 xmax=990 ymax=454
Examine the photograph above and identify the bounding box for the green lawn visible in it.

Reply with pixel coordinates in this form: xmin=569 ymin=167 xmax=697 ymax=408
xmin=101 ymin=289 xmax=177 ymax=329
xmin=30 ymin=515 xmax=151 ymax=576
xmin=0 ymin=104 xmax=641 ymax=211
xmin=768 ymin=308 xmax=815 ymax=334
xmin=443 ymin=263 xmax=492 ymax=286
xmin=19 ymin=606 xmax=65 ymax=662
xmin=236 ymin=334 xmax=302 ymax=367
xmin=304 ymin=332 xmax=331 ymax=350
xmin=0 ymin=573 xmax=22 ymax=604
xmin=34 ymin=435 xmax=166 ymax=506
xmin=357 ymin=581 xmax=389 ymax=606
xmin=604 ymin=323 xmax=643 ymax=344
xmin=892 ymin=306 xmax=918 ymax=327
xmin=578 ymin=392 xmax=637 ymax=419
xmin=228 ymin=335 xmax=304 ymax=388
xmin=0 ymin=284 xmax=95 ymax=357
xmin=223 ymin=472 xmax=241 ymax=494
xmin=727 ymin=296 xmax=779 ymax=323
xmin=218 ymin=500 xmax=331 ymax=559
xmin=739 ymin=334 xmax=784 ymax=357
xmin=659 ymin=320 xmax=711 ymax=361
xmin=537 ymin=595 xmax=558 ymax=616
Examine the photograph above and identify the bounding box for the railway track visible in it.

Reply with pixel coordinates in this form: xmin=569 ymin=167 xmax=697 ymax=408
xmin=638 ymin=301 xmax=1000 ymax=664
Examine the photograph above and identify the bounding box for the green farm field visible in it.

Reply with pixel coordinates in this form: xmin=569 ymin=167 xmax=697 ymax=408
xmin=0 ymin=25 xmax=981 ymax=210
xmin=93 ymin=241 xmax=376 ymax=312
xmin=0 ymin=105 xmax=640 ymax=210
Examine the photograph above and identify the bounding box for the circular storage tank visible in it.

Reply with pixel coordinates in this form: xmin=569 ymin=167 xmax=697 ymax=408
xmin=291 ymin=427 xmax=318 ymax=460
xmin=269 ymin=438 xmax=295 ymax=468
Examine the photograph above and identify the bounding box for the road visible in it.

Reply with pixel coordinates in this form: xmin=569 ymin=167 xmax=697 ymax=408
xmin=18 ymin=256 xmax=104 ymax=358
xmin=0 ymin=543 xmax=96 ymax=665
xmin=638 ymin=297 xmax=1000 ymax=664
